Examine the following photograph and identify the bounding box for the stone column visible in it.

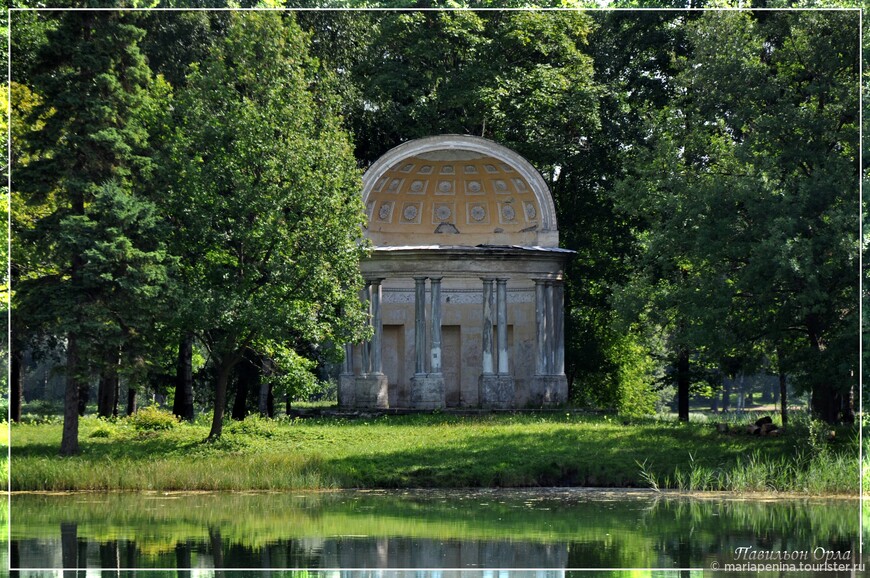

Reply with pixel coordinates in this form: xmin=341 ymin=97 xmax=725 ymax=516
xmin=411 ymin=276 xmax=445 ymax=409
xmin=338 ymin=342 xmax=355 ymax=408
xmin=479 ymin=277 xmax=513 ymax=408
xmin=545 ymin=280 xmax=555 ymax=375
xmin=496 ymin=278 xmax=509 ymax=375
xmin=343 ymin=343 xmax=354 ymax=374
xmin=370 ymin=278 xmax=384 ymax=374
xmin=355 ymin=278 xmax=388 ymax=408
xmin=480 ymin=278 xmax=495 ymax=375
xmin=430 ymin=277 xmax=443 ymax=375
xmin=554 ymin=280 xmax=565 ymax=376
xmin=413 ymin=276 xmax=427 ymax=376
xmin=360 ymin=282 xmax=371 ymax=374
xmin=534 ymin=279 xmax=547 ymax=376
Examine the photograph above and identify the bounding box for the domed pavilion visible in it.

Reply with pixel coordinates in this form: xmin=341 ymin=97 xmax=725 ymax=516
xmin=339 ymin=135 xmax=572 ymax=409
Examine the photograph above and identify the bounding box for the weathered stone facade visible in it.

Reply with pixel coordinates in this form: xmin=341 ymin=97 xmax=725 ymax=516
xmin=340 ymin=135 xmax=572 ymax=409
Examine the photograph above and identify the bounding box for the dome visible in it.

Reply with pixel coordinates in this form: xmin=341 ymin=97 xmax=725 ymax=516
xmin=361 ymin=136 xmax=559 ymax=248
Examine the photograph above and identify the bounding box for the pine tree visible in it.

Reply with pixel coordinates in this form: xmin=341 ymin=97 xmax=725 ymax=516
xmin=13 ymin=11 xmax=172 ymax=454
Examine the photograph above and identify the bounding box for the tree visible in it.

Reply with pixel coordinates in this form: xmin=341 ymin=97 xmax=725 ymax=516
xmin=614 ymin=11 xmax=858 ymax=423
xmin=165 ymin=12 xmax=369 ymax=440
xmin=560 ymin=11 xmax=693 ymax=413
xmin=13 ymin=11 xmax=172 ymax=454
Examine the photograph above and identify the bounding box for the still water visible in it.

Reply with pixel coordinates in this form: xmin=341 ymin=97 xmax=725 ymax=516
xmin=8 ymin=489 xmax=864 ymax=576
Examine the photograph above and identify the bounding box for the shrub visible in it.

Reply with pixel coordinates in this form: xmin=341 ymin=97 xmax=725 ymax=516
xmin=87 ymin=421 xmax=118 ymax=439
xmin=225 ymin=415 xmax=279 ymax=438
xmin=127 ymin=406 xmax=178 ymax=431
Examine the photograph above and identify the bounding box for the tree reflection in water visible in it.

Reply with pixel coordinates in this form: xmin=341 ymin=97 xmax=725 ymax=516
xmin=8 ymin=489 xmax=862 ymax=573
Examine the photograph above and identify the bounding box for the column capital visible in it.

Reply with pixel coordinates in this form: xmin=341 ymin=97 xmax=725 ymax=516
xmin=429 ymin=275 xmax=444 ymax=282
xmin=530 ymin=275 xmax=562 ymax=283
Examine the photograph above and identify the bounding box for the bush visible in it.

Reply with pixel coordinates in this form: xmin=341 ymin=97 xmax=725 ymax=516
xmin=225 ymin=415 xmax=279 ymax=438
xmin=88 ymin=425 xmax=113 ymax=438
xmin=127 ymin=406 xmax=178 ymax=431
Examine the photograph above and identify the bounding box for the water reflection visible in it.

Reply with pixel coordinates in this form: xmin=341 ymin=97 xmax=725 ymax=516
xmin=8 ymin=489 xmax=862 ymax=574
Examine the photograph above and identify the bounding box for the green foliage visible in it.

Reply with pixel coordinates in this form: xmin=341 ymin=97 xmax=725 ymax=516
xmin=127 ymin=405 xmax=179 ymax=431
xmin=261 ymin=345 xmax=321 ymax=403
xmin=164 ymin=11 xmax=369 ymax=437
xmin=573 ymin=324 xmax=658 ymax=418
xmin=613 ymin=10 xmax=858 ymax=423
xmin=12 ymin=11 xmax=175 ymax=453
xmin=87 ymin=419 xmax=120 ymax=439
xmin=346 ymin=10 xmax=599 ymax=166
xmin=224 ymin=414 xmax=281 ymax=439
xmin=10 ymin=9 xmax=859 ymax=433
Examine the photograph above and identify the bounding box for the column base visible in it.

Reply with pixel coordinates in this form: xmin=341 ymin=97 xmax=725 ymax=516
xmin=529 ymin=375 xmax=568 ymax=406
xmin=338 ymin=373 xmax=356 ymax=408
xmin=410 ymin=373 xmax=445 ymax=409
xmin=355 ymin=373 xmax=389 ymax=409
xmin=479 ymin=374 xmax=515 ymax=409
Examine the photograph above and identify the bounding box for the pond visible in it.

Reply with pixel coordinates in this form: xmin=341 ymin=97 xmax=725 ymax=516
xmin=7 ymin=489 xmax=865 ymax=576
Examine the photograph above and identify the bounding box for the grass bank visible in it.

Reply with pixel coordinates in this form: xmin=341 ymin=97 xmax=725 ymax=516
xmin=9 ymin=411 xmax=859 ymax=493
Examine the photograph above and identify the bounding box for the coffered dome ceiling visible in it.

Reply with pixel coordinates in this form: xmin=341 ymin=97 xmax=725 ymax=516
xmin=361 ymin=136 xmax=558 ymax=247
xmin=366 ymin=150 xmax=540 ymax=233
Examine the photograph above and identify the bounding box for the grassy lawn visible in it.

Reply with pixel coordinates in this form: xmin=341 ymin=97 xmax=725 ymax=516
xmin=9 ymin=411 xmax=859 ymax=493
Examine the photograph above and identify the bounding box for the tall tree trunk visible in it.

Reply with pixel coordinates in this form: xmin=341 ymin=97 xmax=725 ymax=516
xmin=97 ymin=349 xmax=119 ymax=418
xmin=231 ymin=370 xmax=249 ymax=421
xmin=113 ymin=377 xmax=120 ymax=417
xmin=722 ymin=379 xmax=731 ymax=412
xmin=286 ymin=393 xmax=292 ymax=415
xmin=677 ymin=347 xmax=690 ymax=422
xmin=173 ymin=333 xmax=195 ymax=421
xmin=811 ymin=385 xmax=837 ymax=424
xmin=10 ymin=348 xmax=23 ymax=423
xmin=232 ymin=351 xmax=261 ymax=420
xmin=208 ymin=354 xmax=240 ymax=440
xmin=60 ymin=333 xmax=81 ymax=456
xmin=806 ymin=317 xmax=837 ymax=423
xmin=77 ymin=381 xmax=90 ymax=417
xmin=843 ymin=384 xmax=856 ymax=423
xmin=258 ymin=375 xmax=271 ymax=417
xmin=779 ymin=370 xmax=788 ymax=426
xmin=126 ymin=387 xmax=137 ymax=416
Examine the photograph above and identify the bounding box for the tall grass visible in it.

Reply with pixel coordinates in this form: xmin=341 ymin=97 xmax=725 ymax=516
xmin=637 ymin=449 xmax=858 ymax=495
xmin=14 ymin=453 xmax=337 ymax=491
